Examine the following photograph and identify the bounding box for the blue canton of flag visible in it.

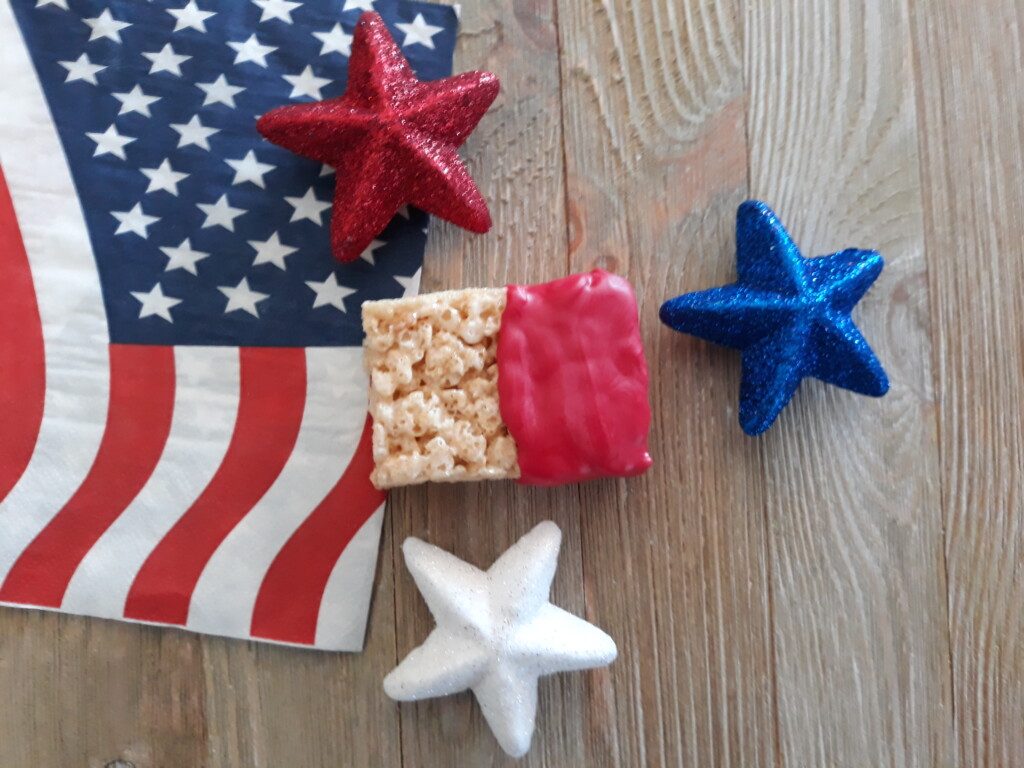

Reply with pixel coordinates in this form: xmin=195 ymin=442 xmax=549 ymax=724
xmin=11 ymin=0 xmax=457 ymax=346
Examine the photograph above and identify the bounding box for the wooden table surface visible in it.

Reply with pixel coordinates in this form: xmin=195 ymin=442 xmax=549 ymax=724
xmin=3 ymin=1 xmax=1022 ymax=766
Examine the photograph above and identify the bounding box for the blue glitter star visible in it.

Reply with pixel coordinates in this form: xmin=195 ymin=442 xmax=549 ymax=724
xmin=660 ymin=201 xmax=890 ymax=436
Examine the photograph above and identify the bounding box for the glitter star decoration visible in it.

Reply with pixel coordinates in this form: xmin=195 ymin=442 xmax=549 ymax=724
xmin=659 ymin=200 xmax=890 ymax=435
xmin=384 ymin=522 xmax=617 ymax=758
xmin=257 ymin=11 xmax=499 ymax=262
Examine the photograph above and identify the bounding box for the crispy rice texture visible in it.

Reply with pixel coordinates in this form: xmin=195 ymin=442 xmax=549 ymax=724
xmin=362 ymin=288 xmax=520 ymax=489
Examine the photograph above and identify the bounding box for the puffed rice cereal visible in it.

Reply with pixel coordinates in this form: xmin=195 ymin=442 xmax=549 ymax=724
xmin=362 ymin=288 xmax=520 ymax=489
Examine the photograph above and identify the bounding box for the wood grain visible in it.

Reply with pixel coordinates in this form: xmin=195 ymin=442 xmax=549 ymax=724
xmin=555 ymin=1 xmax=778 ymax=766
xmin=388 ymin=0 xmax=589 ymax=766
xmin=0 ymin=612 xmax=207 ymax=767
xmin=745 ymin=1 xmax=953 ymax=765
xmin=198 ymin=546 xmax=401 ymax=767
xmin=4 ymin=0 xmax=1024 ymax=765
xmin=910 ymin=1 xmax=1024 ymax=764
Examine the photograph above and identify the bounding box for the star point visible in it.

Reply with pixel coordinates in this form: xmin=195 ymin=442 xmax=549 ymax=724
xmin=249 ymin=232 xmax=296 ymax=269
xmin=35 ymin=0 xmax=69 ymax=9
xmin=384 ymin=522 xmax=616 ymax=758
xmin=197 ymin=194 xmax=244 ymax=231
xmin=256 ymin=12 xmax=498 ymax=262
xmin=284 ymin=187 xmax=331 ymax=224
xmin=112 ymin=84 xmax=159 ymax=116
xmin=395 ymin=13 xmax=443 ymax=49
xmin=143 ymin=43 xmax=191 ymax=76
xmin=160 ymin=238 xmax=209 ymax=274
xmin=253 ymin=0 xmax=300 ymax=23
xmin=170 ymin=114 xmax=218 ymax=150
xmin=167 ymin=0 xmax=215 ymax=32
xmin=219 ymin=277 xmax=269 ymax=317
xmin=112 ymin=203 xmax=159 ymax=237
xmin=282 ymin=65 xmax=331 ymax=100
xmin=313 ymin=23 xmax=352 ymax=56
xmin=394 ymin=268 xmax=422 ymax=297
xmin=358 ymin=238 xmax=386 ymax=265
xmin=197 ymin=74 xmax=244 ymax=107
xmin=228 ymin=33 xmax=276 ymax=67
xmin=225 ymin=150 xmax=274 ymax=187
xmin=305 ymin=272 xmax=356 ymax=311
xmin=342 ymin=0 xmax=375 ymax=10
xmin=131 ymin=283 xmax=181 ymax=322
xmin=141 ymin=159 xmax=188 ymax=195
xmin=85 ymin=124 xmax=134 ymax=159
xmin=660 ymin=200 xmax=889 ymax=435
xmin=59 ymin=53 xmax=105 ymax=85
xmin=83 ymin=9 xmax=130 ymax=43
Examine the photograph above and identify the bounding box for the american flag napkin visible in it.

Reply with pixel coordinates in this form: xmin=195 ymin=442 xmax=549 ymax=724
xmin=0 ymin=0 xmax=457 ymax=651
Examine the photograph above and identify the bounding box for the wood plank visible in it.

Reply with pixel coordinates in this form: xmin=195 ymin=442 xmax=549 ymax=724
xmin=909 ymin=2 xmax=1024 ymax=765
xmin=744 ymin=1 xmax=953 ymax=765
xmin=0 ymin=612 xmax=208 ymax=767
xmin=200 ymin=542 xmax=401 ymax=767
xmin=0 ymin=566 xmax=401 ymax=768
xmin=555 ymin=0 xmax=778 ymax=765
xmin=388 ymin=1 xmax=589 ymax=765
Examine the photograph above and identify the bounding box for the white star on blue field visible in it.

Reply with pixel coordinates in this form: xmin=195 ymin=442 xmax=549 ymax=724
xmin=12 ymin=0 xmax=457 ymax=347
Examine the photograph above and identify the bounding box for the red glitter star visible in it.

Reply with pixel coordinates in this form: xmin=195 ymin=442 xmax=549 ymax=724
xmin=257 ymin=11 xmax=500 ymax=263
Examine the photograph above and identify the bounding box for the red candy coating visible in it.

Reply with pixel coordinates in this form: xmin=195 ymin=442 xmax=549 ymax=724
xmin=257 ymin=12 xmax=499 ymax=263
xmin=497 ymin=270 xmax=653 ymax=486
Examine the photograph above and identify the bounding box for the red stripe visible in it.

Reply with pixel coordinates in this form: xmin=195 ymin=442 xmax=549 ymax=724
xmin=0 ymin=165 xmax=45 ymax=502
xmin=0 ymin=345 xmax=175 ymax=607
xmin=250 ymin=416 xmax=385 ymax=645
xmin=124 ymin=347 xmax=306 ymax=625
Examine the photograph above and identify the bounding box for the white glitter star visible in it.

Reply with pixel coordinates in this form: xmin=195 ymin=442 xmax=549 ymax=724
xmin=248 ymin=232 xmax=296 ymax=269
xmin=305 ymin=273 xmax=356 ymax=312
xmin=167 ymin=0 xmax=215 ymax=32
xmin=112 ymin=203 xmax=159 ymax=237
xmin=160 ymin=238 xmax=209 ymax=274
xmin=253 ymin=0 xmax=300 ymax=23
xmin=170 ymin=114 xmax=218 ymax=150
xmin=228 ymin=33 xmax=277 ymax=67
xmin=313 ymin=23 xmax=352 ymax=56
xmin=283 ymin=65 xmax=330 ymax=100
xmin=284 ymin=187 xmax=331 ymax=224
xmin=225 ymin=150 xmax=274 ymax=188
xmin=83 ymin=9 xmax=130 ymax=43
xmin=395 ymin=13 xmax=443 ymax=49
xmin=197 ymin=194 xmax=244 ymax=231
xmin=131 ymin=283 xmax=181 ymax=322
xmin=85 ymin=124 xmax=134 ymax=159
xmin=384 ymin=522 xmax=617 ymax=758
xmin=143 ymin=43 xmax=191 ymax=76
xmin=342 ymin=0 xmax=374 ymax=10
xmin=112 ymin=84 xmax=159 ymax=116
xmin=196 ymin=74 xmax=244 ymax=107
xmin=219 ymin=277 xmax=268 ymax=317
xmin=59 ymin=53 xmax=105 ymax=85
xmin=140 ymin=159 xmax=188 ymax=195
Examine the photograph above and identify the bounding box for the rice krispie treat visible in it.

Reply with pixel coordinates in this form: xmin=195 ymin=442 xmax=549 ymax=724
xmin=362 ymin=270 xmax=652 ymax=489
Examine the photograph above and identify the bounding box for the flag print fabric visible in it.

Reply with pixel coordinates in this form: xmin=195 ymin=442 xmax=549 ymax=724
xmin=0 ymin=0 xmax=458 ymax=651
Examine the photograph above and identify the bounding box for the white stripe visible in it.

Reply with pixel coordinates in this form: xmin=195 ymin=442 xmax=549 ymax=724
xmin=0 ymin=2 xmax=110 ymax=583
xmin=61 ymin=347 xmax=241 ymax=618
xmin=187 ymin=347 xmax=369 ymax=638
xmin=315 ymin=504 xmax=385 ymax=651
